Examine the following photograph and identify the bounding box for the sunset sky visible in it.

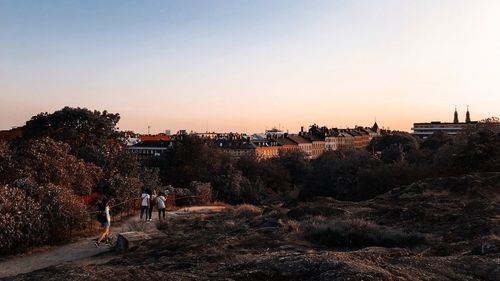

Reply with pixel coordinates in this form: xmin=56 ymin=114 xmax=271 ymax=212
xmin=1 ymin=0 xmax=499 ymax=134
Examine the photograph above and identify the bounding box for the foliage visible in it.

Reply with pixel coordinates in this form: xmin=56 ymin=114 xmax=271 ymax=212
xmin=232 ymin=204 xmax=263 ymax=218
xmin=303 ymin=219 xmax=425 ymax=249
xmin=0 ymin=141 xmax=16 ymax=185
xmin=159 ymin=135 xmax=230 ymax=188
xmin=300 ymin=150 xmax=381 ymax=201
xmin=190 ymin=181 xmax=212 ymax=205
xmin=367 ymin=132 xmax=419 ymax=154
xmin=22 ymin=106 xmax=122 ymax=164
xmin=0 ymin=185 xmax=46 ymax=254
xmin=212 ymin=168 xmax=258 ymax=204
xmin=14 ymin=137 xmax=102 ymax=195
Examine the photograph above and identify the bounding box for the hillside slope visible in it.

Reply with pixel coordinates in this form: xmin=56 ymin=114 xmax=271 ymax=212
xmin=3 ymin=173 xmax=499 ymax=281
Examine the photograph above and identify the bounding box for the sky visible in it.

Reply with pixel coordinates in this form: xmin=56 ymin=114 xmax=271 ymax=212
xmin=1 ymin=0 xmax=499 ymax=134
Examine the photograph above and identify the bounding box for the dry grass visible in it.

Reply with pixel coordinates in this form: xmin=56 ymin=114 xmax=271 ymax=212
xmin=232 ymin=204 xmax=263 ymax=218
xmin=282 ymin=219 xmax=300 ymax=233
xmin=303 ymin=218 xmax=425 ymax=249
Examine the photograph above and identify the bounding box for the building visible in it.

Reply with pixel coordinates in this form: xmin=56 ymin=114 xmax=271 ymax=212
xmin=215 ymin=139 xmax=256 ymax=159
xmin=325 ymin=130 xmax=340 ymax=151
xmin=139 ymin=133 xmax=172 ymax=142
xmin=128 ymin=140 xmax=171 ymax=160
xmin=305 ymin=135 xmax=325 ymax=159
xmin=286 ymin=134 xmax=312 ymax=159
xmin=349 ymin=128 xmax=371 ymax=149
xmin=275 ymin=135 xmax=299 ymax=153
xmin=412 ymin=107 xmax=478 ymax=137
xmin=253 ymin=139 xmax=281 ymax=159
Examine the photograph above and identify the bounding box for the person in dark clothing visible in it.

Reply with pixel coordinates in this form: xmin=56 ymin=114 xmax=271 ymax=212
xmin=147 ymin=189 xmax=157 ymax=222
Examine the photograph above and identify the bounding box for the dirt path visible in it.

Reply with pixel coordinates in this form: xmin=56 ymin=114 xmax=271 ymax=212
xmin=0 ymin=206 xmax=226 ymax=279
xmin=0 ymin=215 xmax=143 ymax=278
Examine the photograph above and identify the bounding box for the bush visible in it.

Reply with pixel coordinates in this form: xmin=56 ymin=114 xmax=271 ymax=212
xmin=212 ymin=168 xmax=263 ymax=204
xmin=232 ymin=204 xmax=263 ymax=218
xmin=301 ymin=150 xmax=381 ymax=201
xmin=2 ymin=181 xmax=89 ymax=246
xmin=35 ymin=184 xmax=89 ymax=241
xmin=190 ymin=181 xmax=212 ymax=205
xmin=0 ymin=186 xmax=46 ymax=254
xmin=303 ymin=219 xmax=425 ymax=249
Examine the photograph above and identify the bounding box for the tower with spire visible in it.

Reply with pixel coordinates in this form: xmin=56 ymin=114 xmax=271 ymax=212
xmin=372 ymin=117 xmax=380 ymax=134
xmin=466 ymin=105 xmax=471 ymax=123
xmin=453 ymin=106 xmax=459 ymax=123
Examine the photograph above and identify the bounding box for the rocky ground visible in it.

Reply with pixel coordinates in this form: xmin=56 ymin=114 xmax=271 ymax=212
xmin=2 ymin=173 xmax=499 ymax=281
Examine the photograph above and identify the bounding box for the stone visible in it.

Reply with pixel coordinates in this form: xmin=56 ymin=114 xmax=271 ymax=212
xmin=115 ymin=231 xmax=152 ymax=253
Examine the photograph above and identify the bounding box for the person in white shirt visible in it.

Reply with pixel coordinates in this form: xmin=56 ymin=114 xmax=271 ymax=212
xmin=140 ymin=190 xmax=150 ymax=221
xmin=157 ymin=191 xmax=167 ymax=221
xmin=95 ymin=198 xmax=111 ymax=247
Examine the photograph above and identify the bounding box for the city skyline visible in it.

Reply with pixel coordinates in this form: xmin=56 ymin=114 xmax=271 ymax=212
xmin=1 ymin=0 xmax=499 ymax=133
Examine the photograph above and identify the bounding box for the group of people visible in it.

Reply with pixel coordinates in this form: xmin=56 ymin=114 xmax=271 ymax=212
xmin=94 ymin=189 xmax=168 ymax=247
xmin=140 ymin=189 xmax=168 ymax=222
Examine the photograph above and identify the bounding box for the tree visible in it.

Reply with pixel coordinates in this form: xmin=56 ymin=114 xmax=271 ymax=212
xmin=160 ymin=135 xmax=230 ymax=187
xmin=0 ymin=185 xmax=46 ymax=254
xmin=22 ymin=106 xmax=122 ymax=164
xmin=368 ymin=132 xmax=419 ymax=154
xmin=0 ymin=141 xmax=16 ymax=185
xmin=277 ymin=150 xmax=309 ymax=184
xmin=301 ymin=150 xmax=381 ymax=201
xmin=14 ymin=137 xmax=102 ymax=196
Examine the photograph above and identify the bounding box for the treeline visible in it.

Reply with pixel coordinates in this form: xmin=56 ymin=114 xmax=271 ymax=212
xmin=147 ymin=118 xmax=500 ymax=203
xmin=0 ymin=107 xmax=158 ymax=254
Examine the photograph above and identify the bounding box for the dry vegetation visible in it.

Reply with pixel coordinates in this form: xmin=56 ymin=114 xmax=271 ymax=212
xmin=5 ymin=173 xmax=500 ymax=281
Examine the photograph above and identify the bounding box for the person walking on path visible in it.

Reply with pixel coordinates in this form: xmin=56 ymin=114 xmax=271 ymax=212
xmin=95 ymin=198 xmax=111 ymax=247
xmin=157 ymin=191 xmax=166 ymax=221
xmin=140 ymin=189 xmax=150 ymax=221
xmin=147 ymin=189 xmax=157 ymax=222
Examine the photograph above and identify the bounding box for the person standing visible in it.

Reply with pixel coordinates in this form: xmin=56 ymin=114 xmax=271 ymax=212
xmin=147 ymin=189 xmax=157 ymax=222
xmin=140 ymin=189 xmax=150 ymax=221
xmin=157 ymin=191 xmax=166 ymax=221
xmin=95 ymin=198 xmax=111 ymax=247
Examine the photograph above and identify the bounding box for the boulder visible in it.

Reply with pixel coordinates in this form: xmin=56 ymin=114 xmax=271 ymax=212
xmin=115 ymin=231 xmax=152 ymax=253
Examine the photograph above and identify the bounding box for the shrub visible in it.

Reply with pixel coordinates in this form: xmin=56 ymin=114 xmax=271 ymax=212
xmin=35 ymin=184 xmax=89 ymax=241
xmin=232 ymin=204 xmax=263 ymax=218
xmin=0 ymin=186 xmax=46 ymax=254
xmin=282 ymin=219 xmax=300 ymax=233
xmin=6 ymin=181 xmax=89 ymax=244
xmin=303 ymin=219 xmax=425 ymax=249
xmin=190 ymin=181 xmax=212 ymax=205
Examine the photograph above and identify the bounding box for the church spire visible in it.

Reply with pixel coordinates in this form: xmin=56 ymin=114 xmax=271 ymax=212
xmin=453 ymin=106 xmax=459 ymax=123
xmin=466 ymin=105 xmax=471 ymax=123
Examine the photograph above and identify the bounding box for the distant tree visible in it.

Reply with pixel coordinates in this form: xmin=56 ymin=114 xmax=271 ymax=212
xmin=236 ymin=154 xmax=262 ymax=183
xmin=453 ymin=120 xmax=500 ymax=172
xmin=421 ymin=131 xmax=453 ymax=151
xmin=277 ymin=150 xmax=309 ymax=184
xmin=368 ymin=132 xmax=419 ymax=154
xmin=380 ymin=144 xmax=404 ymax=164
xmin=160 ymin=135 xmax=230 ymax=187
xmin=301 ymin=150 xmax=381 ymax=201
xmin=22 ymin=106 xmax=122 ymax=164
xmin=259 ymin=158 xmax=293 ymax=193
xmin=211 ymin=164 xmax=262 ymax=204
